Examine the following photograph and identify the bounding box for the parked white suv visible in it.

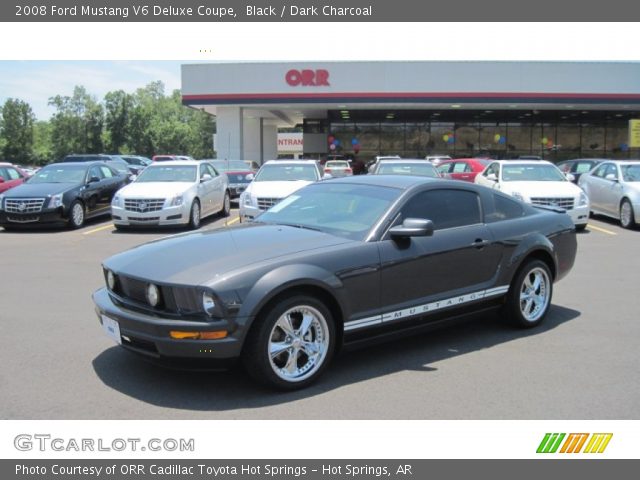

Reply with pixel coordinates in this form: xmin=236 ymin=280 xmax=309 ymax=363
xmin=111 ymin=160 xmax=230 ymax=230
xmin=475 ymin=160 xmax=589 ymax=230
xmin=240 ymin=160 xmax=323 ymax=221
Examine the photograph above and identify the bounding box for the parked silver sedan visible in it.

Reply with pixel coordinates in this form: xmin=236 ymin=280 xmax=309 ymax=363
xmin=578 ymin=160 xmax=640 ymax=228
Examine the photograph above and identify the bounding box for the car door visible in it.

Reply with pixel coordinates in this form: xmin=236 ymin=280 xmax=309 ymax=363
xmin=199 ymin=163 xmax=220 ymax=215
xmin=600 ymin=163 xmax=625 ymax=216
xmin=476 ymin=162 xmax=500 ymax=189
xmin=83 ymin=165 xmax=108 ymax=215
xmin=581 ymin=163 xmax=607 ymax=211
xmin=451 ymin=161 xmax=475 ymax=182
xmin=99 ymin=165 xmax=122 ymax=203
xmin=377 ymin=188 xmax=503 ymax=319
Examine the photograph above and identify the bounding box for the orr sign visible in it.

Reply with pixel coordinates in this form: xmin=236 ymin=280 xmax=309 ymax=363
xmin=285 ymin=69 xmax=330 ymax=87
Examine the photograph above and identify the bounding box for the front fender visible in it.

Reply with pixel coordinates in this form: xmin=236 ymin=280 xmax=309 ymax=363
xmin=237 ymin=263 xmax=345 ymax=323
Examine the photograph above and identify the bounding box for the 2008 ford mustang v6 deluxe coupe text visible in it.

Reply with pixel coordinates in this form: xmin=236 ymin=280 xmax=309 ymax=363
xmin=93 ymin=176 xmax=577 ymax=390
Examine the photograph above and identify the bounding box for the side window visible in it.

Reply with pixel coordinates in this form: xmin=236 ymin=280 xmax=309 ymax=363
xmin=484 ymin=162 xmax=499 ymax=177
xmin=0 ymin=167 xmax=7 ymax=180
xmin=593 ymin=164 xmax=608 ymax=178
xmin=400 ymin=189 xmax=482 ymax=230
xmin=556 ymin=162 xmax=571 ymax=173
xmin=486 ymin=193 xmax=525 ymax=223
xmin=605 ymin=164 xmax=618 ymax=180
xmin=201 ymin=164 xmax=215 ymax=179
xmin=7 ymin=168 xmax=21 ymax=180
xmin=452 ymin=162 xmax=469 ymax=173
xmin=208 ymin=164 xmax=219 ymax=176
xmin=88 ymin=166 xmax=104 ymax=181
xmin=437 ymin=163 xmax=452 ymax=174
xmin=100 ymin=166 xmax=114 ymax=178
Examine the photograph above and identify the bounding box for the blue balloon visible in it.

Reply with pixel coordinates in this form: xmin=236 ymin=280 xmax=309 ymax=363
xmin=351 ymin=138 xmax=359 ymax=145
xmin=335 ymin=139 xmax=341 ymax=147
xmin=620 ymin=143 xmax=629 ymax=152
xmin=447 ymin=137 xmax=455 ymax=144
xmin=499 ymin=137 xmax=506 ymax=145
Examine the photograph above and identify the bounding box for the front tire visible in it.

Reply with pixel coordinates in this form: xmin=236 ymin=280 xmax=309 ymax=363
xmin=242 ymin=295 xmax=336 ymax=390
xmin=68 ymin=201 xmax=85 ymax=229
xmin=188 ymin=199 xmax=201 ymax=230
xmin=220 ymin=191 xmax=231 ymax=217
xmin=503 ymin=259 xmax=553 ymax=328
xmin=620 ymin=199 xmax=636 ymax=229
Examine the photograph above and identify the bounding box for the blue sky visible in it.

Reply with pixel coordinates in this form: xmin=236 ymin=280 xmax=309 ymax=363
xmin=0 ymin=61 xmax=186 ymax=120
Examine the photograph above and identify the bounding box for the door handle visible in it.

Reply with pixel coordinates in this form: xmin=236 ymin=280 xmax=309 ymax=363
xmin=471 ymin=239 xmax=489 ymax=249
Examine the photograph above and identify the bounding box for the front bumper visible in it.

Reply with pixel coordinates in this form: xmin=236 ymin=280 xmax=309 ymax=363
xmin=567 ymin=205 xmax=590 ymax=227
xmin=0 ymin=207 xmax=66 ymax=226
xmin=239 ymin=203 xmax=263 ymax=221
xmin=93 ymin=287 xmax=249 ymax=367
xmin=111 ymin=204 xmax=188 ymax=226
xmin=228 ymin=183 xmax=249 ymax=199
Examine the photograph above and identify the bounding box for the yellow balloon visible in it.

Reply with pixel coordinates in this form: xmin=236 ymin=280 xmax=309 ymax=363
xmin=443 ymin=135 xmax=449 ymax=142
xmin=494 ymin=134 xmax=501 ymax=142
xmin=541 ymin=137 xmax=548 ymax=144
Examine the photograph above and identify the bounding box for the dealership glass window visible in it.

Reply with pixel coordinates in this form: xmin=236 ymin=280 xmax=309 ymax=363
xmin=430 ymin=122 xmax=456 ymax=154
xmin=505 ymin=122 xmax=531 ymax=157
xmin=405 ymin=123 xmax=428 ymax=157
xmin=605 ymin=122 xmax=630 ymax=158
xmin=581 ymin=124 xmax=605 ymax=156
xmin=303 ymin=119 xmax=328 ymax=134
xmin=555 ymin=124 xmax=581 ymax=160
xmin=331 ymin=122 xmax=356 ymax=155
xmin=355 ymin=122 xmax=380 ymax=158
xmin=455 ymin=123 xmax=480 ymax=157
xmin=379 ymin=122 xmax=405 ymax=155
xmin=479 ymin=123 xmax=507 ymax=156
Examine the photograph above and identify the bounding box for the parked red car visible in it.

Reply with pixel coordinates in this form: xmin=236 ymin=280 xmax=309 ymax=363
xmin=0 ymin=163 xmax=28 ymax=194
xmin=436 ymin=158 xmax=492 ymax=182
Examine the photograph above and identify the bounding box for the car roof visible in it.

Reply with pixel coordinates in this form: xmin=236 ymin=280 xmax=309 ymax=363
xmin=378 ymin=159 xmax=433 ymax=164
xmin=145 ymin=160 xmax=200 ymax=166
xmin=328 ymin=174 xmax=452 ymax=190
xmin=494 ymin=160 xmax=555 ymax=166
xmin=263 ymin=160 xmax=318 ymax=165
xmin=44 ymin=161 xmax=104 ymax=167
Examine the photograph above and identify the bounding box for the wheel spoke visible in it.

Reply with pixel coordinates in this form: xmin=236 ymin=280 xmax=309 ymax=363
xmin=532 ymin=274 xmax=542 ymax=292
xmin=302 ymin=341 xmax=320 ymax=358
xmin=524 ymin=298 xmax=533 ymax=314
xmin=299 ymin=313 xmax=314 ymax=337
xmin=524 ymin=274 xmax=534 ymax=289
xmin=277 ymin=314 xmax=296 ymax=336
xmin=283 ymin=349 xmax=298 ymax=375
xmin=269 ymin=341 xmax=289 ymax=359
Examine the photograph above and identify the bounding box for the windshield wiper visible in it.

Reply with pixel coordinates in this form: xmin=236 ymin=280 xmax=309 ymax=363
xmin=276 ymin=222 xmax=324 ymax=232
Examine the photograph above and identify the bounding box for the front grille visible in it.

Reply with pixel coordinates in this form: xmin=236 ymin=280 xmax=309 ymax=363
xmin=7 ymin=215 xmax=40 ymax=223
xmin=257 ymin=197 xmax=281 ymax=210
xmin=124 ymin=198 xmax=165 ymax=213
xmin=530 ymin=197 xmax=574 ymax=210
xmin=5 ymin=198 xmax=45 ymax=213
xmin=127 ymin=216 xmax=160 ymax=222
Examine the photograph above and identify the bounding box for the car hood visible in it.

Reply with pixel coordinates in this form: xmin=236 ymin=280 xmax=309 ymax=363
xmin=500 ymin=181 xmax=581 ymax=197
xmin=2 ymin=182 xmax=77 ymax=197
xmin=117 ymin=182 xmax=193 ymax=198
xmin=103 ymin=223 xmax=351 ymax=286
xmin=246 ymin=180 xmax=313 ymax=198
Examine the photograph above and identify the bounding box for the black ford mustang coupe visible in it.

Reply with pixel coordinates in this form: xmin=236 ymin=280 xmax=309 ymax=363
xmin=93 ymin=176 xmax=577 ymax=390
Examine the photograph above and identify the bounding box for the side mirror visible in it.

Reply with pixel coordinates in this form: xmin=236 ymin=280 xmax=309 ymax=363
xmin=565 ymin=173 xmax=576 ymax=182
xmin=605 ymin=173 xmax=618 ymax=182
xmin=201 ymin=173 xmax=212 ymax=182
xmin=246 ymin=173 xmax=255 ymax=181
xmin=390 ymin=218 xmax=434 ymax=238
xmin=88 ymin=176 xmax=100 ymax=183
xmin=486 ymin=173 xmax=498 ymax=182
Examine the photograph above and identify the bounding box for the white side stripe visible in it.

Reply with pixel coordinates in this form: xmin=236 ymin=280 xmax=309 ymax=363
xmin=344 ymin=285 xmax=510 ymax=332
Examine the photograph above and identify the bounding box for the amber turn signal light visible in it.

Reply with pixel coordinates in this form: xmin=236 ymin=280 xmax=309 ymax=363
xmin=169 ymin=330 xmax=228 ymax=340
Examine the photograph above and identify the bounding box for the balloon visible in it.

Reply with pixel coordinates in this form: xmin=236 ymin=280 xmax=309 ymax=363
xmin=351 ymin=138 xmax=359 ymax=145
xmin=335 ymin=139 xmax=341 ymax=147
xmin=499 ymin=137 xmax=506 ymax=145
xmin=447 ymin=135 xmax=455 ymax=144
xmin=546 ymin=140 xmax=553 ymax=148
xmin=354 ymin=144 xmax=361 ymax=153
xmin=494 ymin=134 xmax=501 ymax=142
xmin=541 ymin=137 xmax=548 ymax=145
xmin=329 ymin=143 xmax=336 ymax=151
xmin=328 ymin=135 xmax=335 ymax=144
xmin=443 ymin=135 xmax=449 ymax=142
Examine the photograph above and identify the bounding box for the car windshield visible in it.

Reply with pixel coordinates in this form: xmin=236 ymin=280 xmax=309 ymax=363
xmin=621 ymin=165 xmax=640 ymax=182
xmin=255 ymin=164 xmax=319 ymax=182
xmin=257 ymin=183 xmax=401 ymax=240
xmin=27 ymin=164 xmax=87 ymax=183
xmin=135 ymin=165 xmax=197 ymax=183
xmin=502 ymin=164 xmax=566 ymax=182
xmin=377 ymin=163 xmax=438 ymax=177
xmin=211 ymin=160 xmax=250 ymax=171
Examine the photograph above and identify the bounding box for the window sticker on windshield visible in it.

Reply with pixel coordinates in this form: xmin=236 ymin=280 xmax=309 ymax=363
xmin=269 ymin=195 xmax=300 ymax=212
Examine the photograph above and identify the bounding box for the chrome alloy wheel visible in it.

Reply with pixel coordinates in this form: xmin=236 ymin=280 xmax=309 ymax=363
xmin=191 ymin=202 xmax=200 ymax=226
xmin=71 ymin=203 xmax=84 ymax=226
xmin=267 ymin=305 xmax=330 ymax=383
xmin=519 ymin=267 xmax=550 ymax=323
xmin=620 ymin=201 xmax=633 ymax=228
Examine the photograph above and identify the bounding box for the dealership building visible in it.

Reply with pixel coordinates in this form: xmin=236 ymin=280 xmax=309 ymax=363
xmin=181 ymin=61 xmax=640 ymax=163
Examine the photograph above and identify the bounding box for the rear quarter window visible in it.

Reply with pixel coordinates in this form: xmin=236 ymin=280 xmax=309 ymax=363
xmin=485 ymin=193 xmax=525 ymax=222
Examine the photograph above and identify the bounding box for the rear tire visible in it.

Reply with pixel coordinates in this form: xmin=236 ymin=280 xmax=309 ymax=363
xmin=242 ymin=295 xmax=336 ymax=390
xmin=188 ymin=199 xmax=201 ymax=230
xmin=503 ymin=259 xmax=553 ymax=328
xmin=620 ymin=199 xmax=636 ymax=229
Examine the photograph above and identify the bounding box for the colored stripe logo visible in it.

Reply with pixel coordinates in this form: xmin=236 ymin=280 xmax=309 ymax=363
xmin=537 ymin=433 xmax=612 ymax=453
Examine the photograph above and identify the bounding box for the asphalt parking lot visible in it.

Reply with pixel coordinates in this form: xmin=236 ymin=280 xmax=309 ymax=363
xmin=1 ymin=211 xmax=639 ymax=420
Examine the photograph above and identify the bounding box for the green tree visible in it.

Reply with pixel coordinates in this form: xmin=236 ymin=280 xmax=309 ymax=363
xmin=104 ymin=90 xmax=132 ymax=153
xmin=1 ymin=98 xmax=35 ymax=163
xmin=48 ymin=86 xmax=104 ymax=159
xmin=32 ymin=121 xmax=53 ymax=165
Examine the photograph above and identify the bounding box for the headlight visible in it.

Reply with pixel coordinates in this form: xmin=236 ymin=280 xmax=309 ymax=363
xmin=578 ymin=191 xmax=589 ymax=207
xmin=169 ymin=195 xmax=184 ymax=207
xmin=242 ymin=193 xmax=253 ymax=206
xmin=0 ymin=194 xmax=4 ymax=211
xmin=48 ymin=193 xmax=63 ymax=209
xmin=511 ymin=192 xmax=525 ymax=202
xmin=112 ymin=194 xmax=123 ymax=208
xmin=202 ymin=291 xmax=217 ymax=316
xmin=106 ymin=270 xmax=116 ymax=290
xmin=146 ymin=283 xmax=160 ymax=307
